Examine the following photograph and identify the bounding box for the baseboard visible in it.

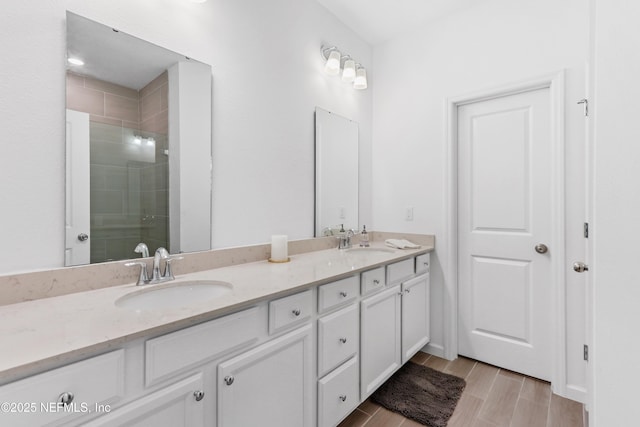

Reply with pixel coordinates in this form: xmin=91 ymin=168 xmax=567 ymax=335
xmin=422 ymin=342 xmax=446 ymax=359
xmin=583 ymin=405 xmax=589 ymax=427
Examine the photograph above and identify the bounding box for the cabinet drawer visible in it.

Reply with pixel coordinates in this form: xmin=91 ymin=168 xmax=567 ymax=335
xmin=269 ymin=289 xmax=313 ymax=335
xmin=361 ymin=267 xmax=385 ymax=295
xmin=415 ymin=253 xmax=430 ymax=275
xmin=0 ymin=350 xmax=125 ymax=427
xmin=318 ymin=276 xmax=359 ymax=313
xmin=318 ymin=304 xmax=359 ymax=377
xmin=386 ymin=258 xmax=415 ymax=284
xmin=146 ymin=307 xmax=261 ymax=386
xmin=318 ymin=356 xmax=359 ymax=427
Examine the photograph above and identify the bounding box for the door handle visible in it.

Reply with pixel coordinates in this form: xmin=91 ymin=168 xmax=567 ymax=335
xmin=77 ymin=233 xmax=89 ymax=242
xmin=573 ymin=262 xmax=589 ymax=273
xmin=534 ymin=243 xmax=548 ymax=254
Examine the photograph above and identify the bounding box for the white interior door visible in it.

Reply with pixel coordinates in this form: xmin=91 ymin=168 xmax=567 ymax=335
xmin=457 ymin=87 xmax=554 ymax=381
xmin=65 ymin=109 xmax=90 ymax=266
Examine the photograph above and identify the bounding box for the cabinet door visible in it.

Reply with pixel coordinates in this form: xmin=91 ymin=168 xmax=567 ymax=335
xmin=84 ymin=374 xmax=205 ymax=427
xmin=360 ymin=285 xmax=401 ymax=400
xmin=401 ymin=274 xmax=430 ymax=364
xmin=218 ymin=324 xmax=313 ymax=427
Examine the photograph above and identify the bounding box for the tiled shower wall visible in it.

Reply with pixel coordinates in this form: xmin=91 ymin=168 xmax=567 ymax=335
xmin=66 ymin=71 xmax=169 ymax=263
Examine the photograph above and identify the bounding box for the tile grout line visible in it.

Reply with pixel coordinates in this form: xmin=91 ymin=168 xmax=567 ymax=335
xmin=475 ymin=363 xmax=501 ymax=425
xmin=507 ymin=374 xmax=527 ymax=427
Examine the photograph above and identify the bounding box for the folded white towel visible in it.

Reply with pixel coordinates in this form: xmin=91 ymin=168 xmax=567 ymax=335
xmin=385 ymin=239 xmax=421 ymax=249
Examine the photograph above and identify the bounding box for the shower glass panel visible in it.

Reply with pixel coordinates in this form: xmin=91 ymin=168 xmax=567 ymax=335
xmin=89 ymin=120 xmax=169 ymax=263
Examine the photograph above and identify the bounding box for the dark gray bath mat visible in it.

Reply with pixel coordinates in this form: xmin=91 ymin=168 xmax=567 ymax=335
xmin=371 ymin=362 xmax=466 ymax=427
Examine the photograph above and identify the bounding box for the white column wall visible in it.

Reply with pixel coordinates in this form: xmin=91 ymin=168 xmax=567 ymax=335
xmin=590 ymin=0 xmax=640 ymax=424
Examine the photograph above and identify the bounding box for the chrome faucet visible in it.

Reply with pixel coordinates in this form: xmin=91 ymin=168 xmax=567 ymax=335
xmin=134 ymin=242 xmax=149 ymax=258
xmin=126 ymin=246 xmax=182 ymax=286
xmin=152 ymin=247 xmax=170 ymax=281
xmin=337 ymin=229 xmax=355 ymax=249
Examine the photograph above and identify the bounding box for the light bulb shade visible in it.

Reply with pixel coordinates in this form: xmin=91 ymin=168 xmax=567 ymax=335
xmin=324 ymin=50 xmax=341 ymax=76
xmin=353 ymin=67 xmax=367 ymax=90
xmin=342 ymin=59 xmax=356 ymax=82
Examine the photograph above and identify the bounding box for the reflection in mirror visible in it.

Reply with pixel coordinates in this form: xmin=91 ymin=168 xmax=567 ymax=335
xmin=314 ymin=107 xmax=359 ymax=236
xmin=65 ymin=12 xmax=212 ymax=266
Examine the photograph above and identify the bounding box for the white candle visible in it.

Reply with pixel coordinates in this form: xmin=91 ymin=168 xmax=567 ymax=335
xmin=271 ymin=235 xmax=288 ymax=261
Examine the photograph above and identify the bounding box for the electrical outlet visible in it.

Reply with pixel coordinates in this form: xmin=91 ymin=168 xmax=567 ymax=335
xmin=339 ymin=207 xmax=346 ymax=219
xmin=405 ymin=207 xmax=414 ymax=221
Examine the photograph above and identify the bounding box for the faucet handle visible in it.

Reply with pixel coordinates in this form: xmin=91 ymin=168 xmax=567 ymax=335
xmin=125 ymin=262 xmax=149 ymax=285
xmin=163 ymin=256 xmax=184 ymax=279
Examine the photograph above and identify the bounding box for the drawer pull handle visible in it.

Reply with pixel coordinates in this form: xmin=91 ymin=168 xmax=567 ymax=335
xmin=58 ymin=392 xmax=74 ymax=406
xmin=373 ymin=279 xmax=380 ymax=284
xmin=193 ymin=390 xmax=205 ymax=401
xmin=339 ymin=395 xmax=347 ymax=402
xmin=292 ymin=308 xmax=301 ymax=316
xmin=405 ymin=288 xmax=411 ymax=294
xmin=339 ymin=291 xmax=348 ymax=298
xmin=224 ymin=375 xmax=235 ymax=386
xmin=339 ymin=337 xmax=347 ymax=344
xmin=423 ymin=262 xmax=429 ymax=266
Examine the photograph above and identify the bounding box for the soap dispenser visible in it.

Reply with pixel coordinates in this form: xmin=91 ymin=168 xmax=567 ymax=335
xmin=359 ymin=225 xmax=370 ymax=247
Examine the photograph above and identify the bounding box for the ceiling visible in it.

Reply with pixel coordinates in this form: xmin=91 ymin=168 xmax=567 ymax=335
xmin=316 ymin=0 xmax=480 ymax=45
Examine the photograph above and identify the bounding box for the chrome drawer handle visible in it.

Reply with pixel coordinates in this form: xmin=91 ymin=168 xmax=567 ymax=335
xmin=292 ymin=308 xmax=301 ymax=316
xmin=193 ymin=390 xmax=205 ymax=401
xmin=373 ymin=279 xmax=380 ymax=284
xmin=339 ymin=291 xmax=348 ymax=298
xmin=58 ymin=392 xmax=74 ymax=406
xmin=339 ymin=337 xmax=347 ymax=344
xmin=224 ymin=375 xmax=235 ymax=386
xmin=339 ymin=395 xmax=347 ymax=402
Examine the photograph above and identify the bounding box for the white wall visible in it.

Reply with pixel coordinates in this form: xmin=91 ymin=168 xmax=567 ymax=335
xmin=590 ymin=0 xmax=640 ymax=424
xmin=0 ymin=0 xmax=372 ymax=273
xmin=371 ymin=0 xmax=589 ymax=398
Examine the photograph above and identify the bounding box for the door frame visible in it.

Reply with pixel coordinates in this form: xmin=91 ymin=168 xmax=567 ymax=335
xmin=443 ymin=71 xmax=566 ymax=392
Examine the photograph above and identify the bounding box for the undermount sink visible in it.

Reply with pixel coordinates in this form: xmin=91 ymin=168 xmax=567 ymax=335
xmin=116 ymin=280 xmax=232 ymax=310
xmin=344 ymin=247 xmax=396 ymax=254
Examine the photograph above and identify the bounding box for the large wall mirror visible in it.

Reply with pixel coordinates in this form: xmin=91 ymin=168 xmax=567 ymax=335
xmin=314 ymin=107 xmax=359 ymax=236
xmin=65 ymin=12 xmax=212 ymax=266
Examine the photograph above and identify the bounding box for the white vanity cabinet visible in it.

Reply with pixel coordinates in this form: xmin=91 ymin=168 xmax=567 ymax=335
xmin=1 ymin=248 xmax=432 ymax=427
xmin=360 ymin=285 xmax=402 ymax=399
xmin=401 ymin=273 xmax=430 ymax=364
xmin=316 ymin=276 xmax=361 ymax=427
xmin=217 ymin=324 xmax=313 ymax=427
xmin=360 ymin=254 xmax=431 ymax=400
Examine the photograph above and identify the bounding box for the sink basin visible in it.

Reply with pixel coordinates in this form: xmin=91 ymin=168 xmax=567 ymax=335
xmin=344 ymin=247 xmax=395 ymax=254
xmin=116 ymin=280 xmax=232 ymax=310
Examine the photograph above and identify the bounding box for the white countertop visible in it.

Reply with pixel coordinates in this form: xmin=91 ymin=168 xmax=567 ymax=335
xmin=0 ymin=243 xmax=432 ymax=383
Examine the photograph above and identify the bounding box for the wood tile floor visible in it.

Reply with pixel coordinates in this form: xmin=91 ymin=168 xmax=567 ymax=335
xmin=338 ymin=352 xmax=584 ymax=427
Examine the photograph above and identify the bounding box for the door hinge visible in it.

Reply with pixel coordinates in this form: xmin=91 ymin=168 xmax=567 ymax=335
xmin=578 ymin=99 xmax=589 ymax=117
xmin=584 ymin=222 xmax=589 ymax=238
xmin=584 ymin=344 xmax=589 ymax=361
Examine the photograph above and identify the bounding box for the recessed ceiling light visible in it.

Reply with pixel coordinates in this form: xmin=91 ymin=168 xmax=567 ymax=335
xmin=67 ymin=57 xmax=84 ymax=66
xmin=190 ymin=0 xmax=207 ymax=3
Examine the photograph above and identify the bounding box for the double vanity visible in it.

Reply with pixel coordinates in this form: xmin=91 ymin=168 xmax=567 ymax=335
xmin=0 ymin=237 xmax=433 ymax=427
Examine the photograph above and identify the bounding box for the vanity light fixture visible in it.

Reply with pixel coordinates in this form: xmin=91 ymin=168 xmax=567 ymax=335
xmin=320 ymin=44 xmax=367 ymax=90
xmin=341 ymin=57 xmax=356 ymax=83
xmin=353 ymin=65 xmax=367 ymax=90
xmin=322 ymin=46 xmax=341 ymax=76
xmin=67 ymin=57 xmax=84 ymax=66
xmin=133 ymin=135 xmax=142 ymax=145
